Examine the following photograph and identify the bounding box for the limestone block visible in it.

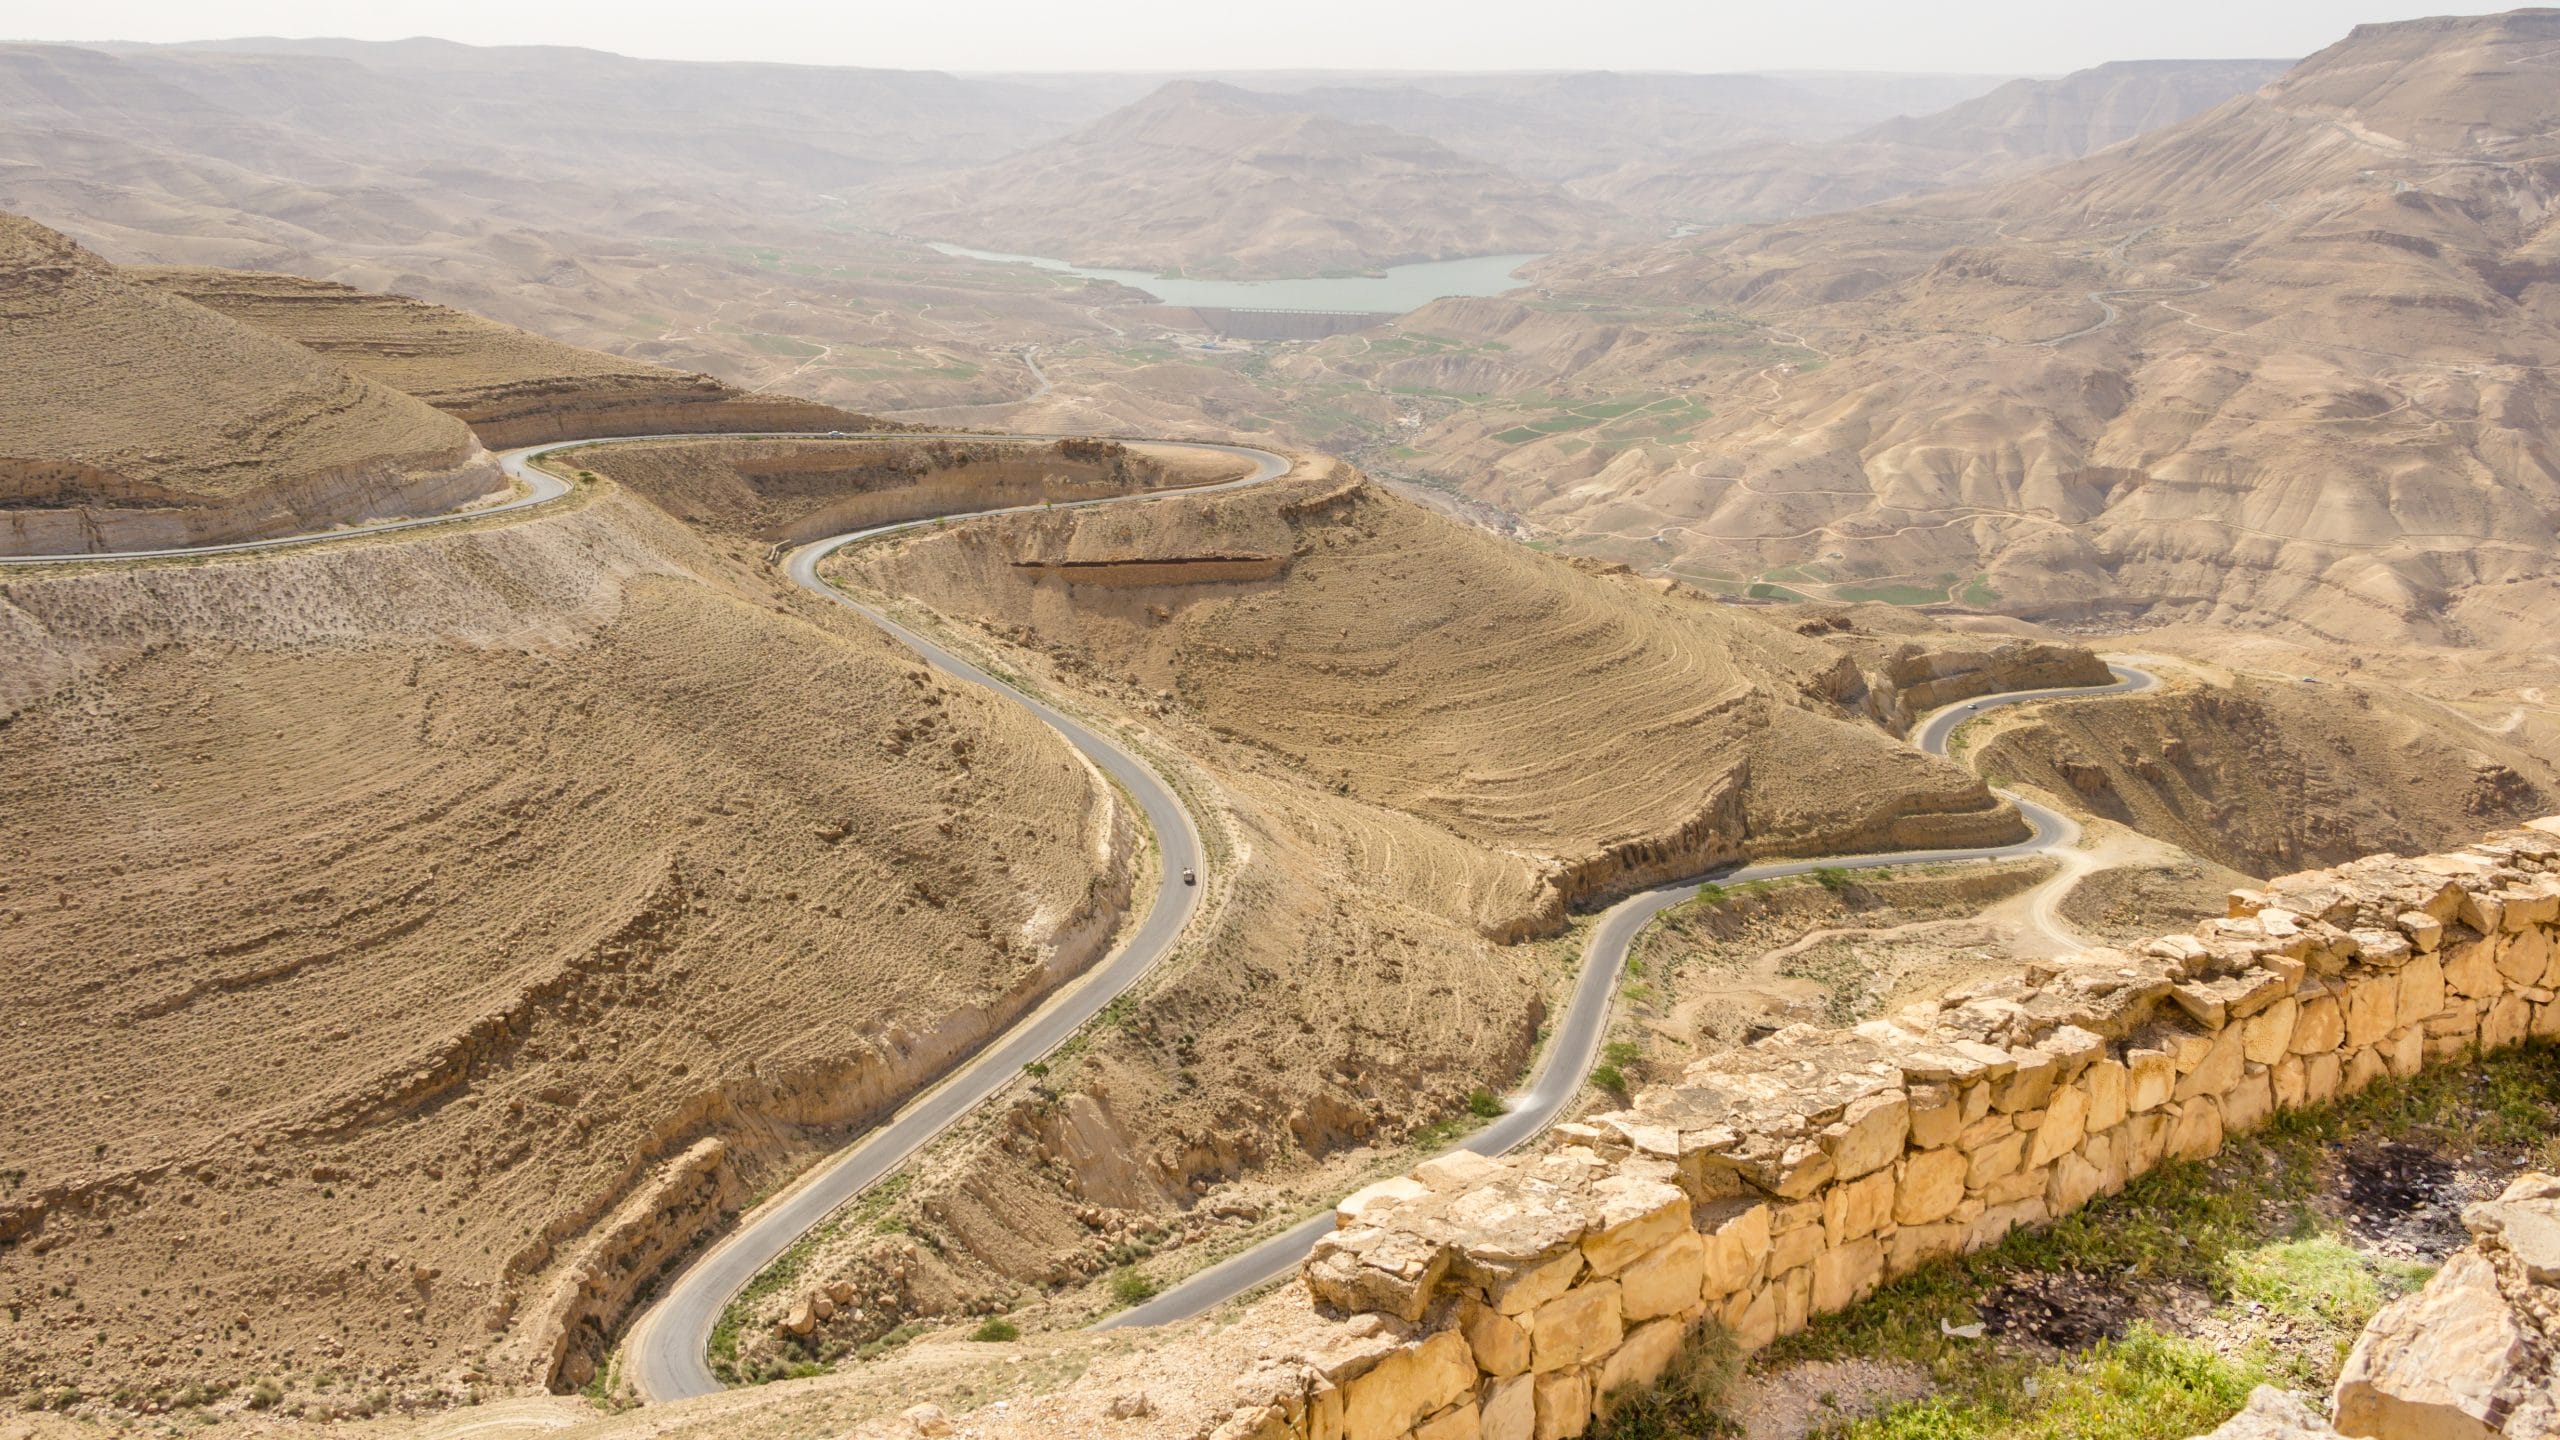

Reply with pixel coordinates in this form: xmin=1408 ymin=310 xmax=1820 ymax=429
xmin=1908 ymin=1083 xmax=1962 ymax=1150
xmin=1531 ymin=1369 xmax=1589 ymax=1440
xmin=2303 ymin=1052 xmax=2343 ymax=1105
xmin=1492 ymin=1250 xmax=1586 ymax=1317
xmin=1886 ymin=1221 xmax=1966 ymax=1278
xmin=1697 ymin=1202 xmax=1770 ymax=1300
xmin=2343 ymin=1046 xmax=2389 ymax=1095
xmin=1414 ymin=1402 xmax=1482 ymax=1440
xmin=2084 ymin=1058 xmax=2129 ymax=1133
xmin=1897 ymin=1147 xmax=1970 ymax=1227
xmin=2289 ymin=992 xmax=2346 ymax=1055
xmin=1823 ymin=1170 xmax=1896 ymax=1247
xmin=1775 ymin=1263 xmax=1813 ymax=1338
xmin=2398 ymin=910 xmax=2443 ymax=952
xmin=2341 ymin=975 xmax=2397 ymax=1049
xmin=2242 ymin=998 xmax=2299 ymax=1066
xmin=2083 ymin=1127 xmax=2128 ymax=1197
xmin=1965 ymin=1130 xmax=2028 ymax=1191
xmin=2332 ymin=1250 xmax=2537 ymax=1440
xmin=2125 ymin=1112 xmax=2171 ymax=1177
xmin=1345 ymin=1331 xmax=1476 ymax=1440
xmin=1823 ymin=1091 xmax=1910 ymax=1181
xmin=2503 ymin=926 xmax=2555 ymax=986
xmin=1529 ymin=1283 xmax=1622 ymax=1374
xmin=2046 ymin=1150 xmax=2104 ymax=1216
xmin=1992 ymin=1048 xmax=2060 ymax=1114
xmin=1417 ymin=1151 xmax=1505 ymax=1192
xmin=2128 ymin=1048 xmax=2177 ymax=1112
xmin=2425 ymin=1003 xmax=2479 ymax=1061
xmin=2223 ymin=1068 xmax=2274 ymax=1135
xmin=2385 ymin=1025 xmax=2425 ymax=1079
xmin=1768 ymin=1219 xmax=1825 ymax=1278
xmin=1309 ymin=1227 xmax=1453 ymax=1322
xmin=2443 ymin=940 xmax=2501 ymax=1001
xmin=2351 ymin=928 xmax=2412 ymax=969
xmin=1461 ymin=1298 xmax=1532 ymax=1378
xmin=1596 ymin=1317 xmax=1686 ymax=1404
xmin=1981 ymin=1167 xmax=2051 ymax=1207
xmin=2165 ymin=1097 xmax=2224 ymax=1163
xmin=2272 ymin=1055 xmax=2308 ymax=1112
xmin=1581 ymin=1175 xmax=1690 ymax=1276
xmin=2027 ymin=1081 xmax=2092 ymax=1169
xmin=1339 ymin=1176 xmax=1432 ymax=1228
xmin=1480 ymin=1375 xmax=1533 ymax=1440
xmin=2502 ymin=883 xmax=2560 ymax=929
xmin=2174 ymin=1026 xmax=2247 ymax=1106
xmin=1966 ymin=1198 xmax=2047 ymax=1252
xmin=1311 ymin=1384 xmax=1345 ymax=1440
xmin=1728 ymin=1285 xmax=1777 ymax=1352
xmin=2534 ymin=999 xmax=2560 ymax=1041
xmin=1615 ymin=1232 xmax=1705 ymax=1324
xmin=2482 ymin=991 xmax=2532 ymax=1052
xmin=2396 ymin=955 xmax=2446 ymax=1027
xmin=1811 ymin=1237 xmax=1884 ymax=1315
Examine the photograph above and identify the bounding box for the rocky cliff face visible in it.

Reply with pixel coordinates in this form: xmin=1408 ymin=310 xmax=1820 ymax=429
xmin=1202 ymin=818 xmax=2560 ymax=1440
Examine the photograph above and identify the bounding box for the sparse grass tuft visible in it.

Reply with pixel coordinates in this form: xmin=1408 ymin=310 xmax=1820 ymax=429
xmin=971 ymin=1316 xmax=1020 ymax=1342
xmin=1597 ymin=1322 xmax=1743 ymax=1438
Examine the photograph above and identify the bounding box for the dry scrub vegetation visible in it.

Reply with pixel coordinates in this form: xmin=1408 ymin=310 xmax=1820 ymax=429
xmin=0 ymin=490 xmax=1135 ymax=1405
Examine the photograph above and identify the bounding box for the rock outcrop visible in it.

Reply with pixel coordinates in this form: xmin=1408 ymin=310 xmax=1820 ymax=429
xmin=1201 ymin=818 xmax=2560 ymax=1440
xmin=2330 ymin=1172 xmax=2560 ymax=1439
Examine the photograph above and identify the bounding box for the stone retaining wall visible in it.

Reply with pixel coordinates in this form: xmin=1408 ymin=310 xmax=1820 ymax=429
xmin=1210 ymin=818 xmax=2560 ymax=1440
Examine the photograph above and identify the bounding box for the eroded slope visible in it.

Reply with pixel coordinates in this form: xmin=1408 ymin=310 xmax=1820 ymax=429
xmin=0 ymin=491 xmax=1131 ymax=1403
xmin=128 ymin=267 xmax=868 ymax=446
xmin=0 ymin=212 xmax=500 ymax=554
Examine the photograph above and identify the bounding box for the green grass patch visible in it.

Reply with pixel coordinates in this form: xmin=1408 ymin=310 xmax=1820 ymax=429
xmin=1844 ymin=1326 xmax=2264 ymax=1440
xmin=970 ymin=1316 xmax=1021 ymax=1342
xmin=1834 ymin=582 xmax=1953 ymax=606
xmin=1961 ymin=574 xmax=2003 ymax=607
xmin=1493 ymin=427 xmax=1547 ymax=445
xmin=1747 ymin=1043 xmax=2560 ymax=1438
xmin=1746 ymin=583 xmax=1810 ymax=602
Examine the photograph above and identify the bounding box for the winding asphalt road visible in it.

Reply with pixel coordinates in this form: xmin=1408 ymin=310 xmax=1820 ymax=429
xmin=620 ymin=438 xmax=1289 ymax=1403
xmin=1103 ymin=661 xmax=2156 ymax=1329
xmin=2 ymin=438 xmax=2155 ymax=1392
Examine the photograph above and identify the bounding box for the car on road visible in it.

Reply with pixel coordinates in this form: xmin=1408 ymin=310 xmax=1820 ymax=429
xmin=1182 ymin=867 xmax=1197 ymax=886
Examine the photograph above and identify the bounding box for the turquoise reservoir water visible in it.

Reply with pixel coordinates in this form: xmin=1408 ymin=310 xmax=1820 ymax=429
xmin=927 ymin=242 xmax=1543 ymax=312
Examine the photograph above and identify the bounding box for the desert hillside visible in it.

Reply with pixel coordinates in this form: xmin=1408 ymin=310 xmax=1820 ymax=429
xmin=0 ymin=479 xmax=1142 ymax=1402
xmin=129 ymin=268 xmax=867 ymax=446
xmin=626 ymin=466 xmax=2089 ymax=1374
xmin=1354 ymin=10 xmax=2560 ymax=651
xmin=0 ymin=212 xmax=500 ymax=554
xmin=1579 ymin=56 xmax=2292 ymax=223
xmin=873 ymin=81 xmax=1626 ymax=277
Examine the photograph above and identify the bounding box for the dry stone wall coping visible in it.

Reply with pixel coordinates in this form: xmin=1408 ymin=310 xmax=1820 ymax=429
xmin=1200 ymin=819 xmax=2560 ymax=1440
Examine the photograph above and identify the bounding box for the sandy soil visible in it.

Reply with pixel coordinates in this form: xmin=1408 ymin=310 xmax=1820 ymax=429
xmin=0 ymin=490 xmax=1136 ymax=1405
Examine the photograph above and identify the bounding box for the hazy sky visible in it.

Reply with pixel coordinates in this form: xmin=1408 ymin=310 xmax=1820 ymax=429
xmin=4 ymin=0 xmax=2490 ymax=74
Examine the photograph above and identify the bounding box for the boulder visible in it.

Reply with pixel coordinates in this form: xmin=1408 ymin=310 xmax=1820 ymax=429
xmin=1529 ymin=1282 xmax=1622 ymax=1373
xmin=2332 ymin=1250 xmax=2545 ymax=1440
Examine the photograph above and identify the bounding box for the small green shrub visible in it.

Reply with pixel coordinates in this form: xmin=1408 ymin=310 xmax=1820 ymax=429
xmin=971 ymin=1316 xmax=1020 ymax=1342
xmin=1467 ymin=1087 xmax=1504 ymax=1118
xmin=1108 ymin=1265 xmax=1159 ymax=1307
xmin=1813 ymin=866 xmax=1852 ymax=892
xmin=1591 ymin=1064 xmax=1629 ymax=1097
xmin=1603 ymin=1041 xmax=1643 ymax=1067
xmin=1694 ymin=882 xmax=1729 ymax=906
